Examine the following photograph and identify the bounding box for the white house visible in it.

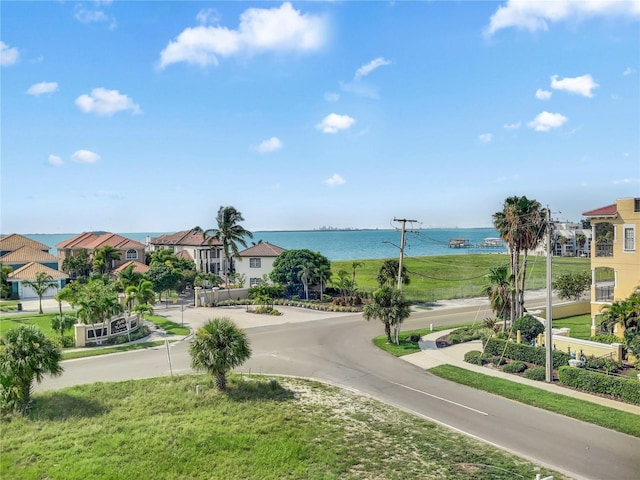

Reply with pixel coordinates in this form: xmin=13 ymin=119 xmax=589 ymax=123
xmin=148 ymin=229 xmax=224 ymax=274
xmin=234 ymin=242 xmax=286 ymax=287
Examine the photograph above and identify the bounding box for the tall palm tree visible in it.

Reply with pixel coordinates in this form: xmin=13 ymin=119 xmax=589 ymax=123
xmin=297 ymin=263 xmax=314 ymax=300
xmin=93 ymin=245 xmax=121 ymax=275
xmin=376 ymin=259 xmax=410 ymax=288
xmin=22 ymin=272 xmax=57 ymax=314
xmin=189 ymin=317 xmax=252 ymax=391
xmin=363 ymin=285 xmax=411 ymax=345
xmin=125 ymin=279 xmax=156 ymax=310
xmin=483 ymin=265 xmax=514 ymax=331
xmin=203 ymin=206 xmax=253 ymax=289
xmin=315 ymin=263 xmax=331 ymax=298
xmin=0 ymin=325 xmax=63 ymax=413
xmin=351 ymin=261 xmax=364 ymax=297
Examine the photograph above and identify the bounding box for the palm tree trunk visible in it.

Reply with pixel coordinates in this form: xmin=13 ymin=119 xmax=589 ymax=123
xmin=384 ymin=321 xmax=392 ymax=343
xmin=38 ymin=296 xmax=43 ymax=315
xmin=519 ymin=251 xmax=530 ymax=317
xmin=215 ymin=371 xmax=227 ymax=391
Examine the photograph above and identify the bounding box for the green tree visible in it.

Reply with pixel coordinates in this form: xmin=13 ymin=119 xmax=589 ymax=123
xmin=493 ymin=196 xmax=545 ymax=320
xmin=351 ymin=261 xmax=364 ymax=297
xmin=270 ymin=249 xmax=331 ymax=297
xmin=575 ymin=233 xmax=587 ymax=252
xmin=76 ymin=279 xmax=123 ymax=341
xmin=50 ymin=314 xmax=76 ymax=339
xmin=147 ymin=263 xmax=181 ymax=301
xmin=61 ymin=249 xmax=92 ymax=279
xmin=22 ymin=272 xmax=57 ymax=314
xmin=189 ymin=318 xmax=252 ymax=391
xmin=116 ymin=264 xmax=142 ymax=292
xmin=0 ymin=263 xmax=13 ymax=299
xmin=0 ymin=325 xmax=63 ymax=414
xmin=125 ymin=279 xmax=156 ymax=309
xmin=376 ymin=259 xmax=410 ymax=288
xmin=332 ymin=270 xmax=353 ymax=301
xmin=483 ymin=265 xmax=514 ymax=331
xmin=552 ymin=271 xmax=591 ymax=301
xmin=512 ymin=315 xmax=545 ymax=343
xmin=203 ymin=206 xmax=253 ymax=289
xmin=363 ymin=285 xmax=411 ymax=345
xmin=93 ymin=245 xmax=122 ymax=275
xmin=297 ymin=263 xmax=315 ymax=300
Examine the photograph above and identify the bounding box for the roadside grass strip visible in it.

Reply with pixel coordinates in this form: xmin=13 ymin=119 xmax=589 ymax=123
xmin=144 ymin=314 xmax=190 ymax=336
xmin=429 ymin=365 xmax=640 ymax=438
xmin=373 ymin=323 xmax=474 ymax=357
xmin=1 ymin=375 xmax=566 ymax=480
xmin=62 ymin=341 xmax=166 ymax=360
xmin=0 ymin=314 xmax=59 ymax=337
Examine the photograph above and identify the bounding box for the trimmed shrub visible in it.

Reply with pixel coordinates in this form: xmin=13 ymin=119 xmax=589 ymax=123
xmin=502 ymin=361 xmax=527 ymax=374
xmin=407 ymin=333 xmax=422 ymax=343
xmin=558 ymin=366 xmax=640 ymax=405
xmin=448 ymin=326 xmax=486 ymax=344
xmin=487 ymin=355 xmax=507 ymax=366
xmin=484 ymin=337 xmax=570 ymax=369
xmin=585 ymin=356 xmax=622 ymax=374
xmin=589 ymin=334 xmax=621 ymax=345
xmin=270 ymin=309 xmax=281 ymax=316
xmin=464 ymin=350 xmax=485 ymax=365
xmin=524 ymin=366 xmax=546 ymax=381
xmin=512 ymin=315 xmax=545 ymax=343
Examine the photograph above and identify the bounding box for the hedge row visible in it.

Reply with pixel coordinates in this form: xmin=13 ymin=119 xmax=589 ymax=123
xmin=484 ymin=337 xmax=570 ymax=369
xmin=558 ymin=366 xmax=640 ymax=405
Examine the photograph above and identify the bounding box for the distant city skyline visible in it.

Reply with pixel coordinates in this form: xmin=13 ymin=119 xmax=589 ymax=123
xmin=2 ymin=1 xmax=638 ymax=234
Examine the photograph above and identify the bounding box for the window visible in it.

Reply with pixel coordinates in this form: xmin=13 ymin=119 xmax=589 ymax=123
xmin=126 ymin=249 xmax=138 ymax=260
xmin=250 ymin=277 xmax=261 ymax=287
xmin=249 ymin=258 xmax=261 ymax=268
xmin=623 ymin=225 xmax=635 ymax=252
xmin=635 ymin=198 xmax=640 ymax=213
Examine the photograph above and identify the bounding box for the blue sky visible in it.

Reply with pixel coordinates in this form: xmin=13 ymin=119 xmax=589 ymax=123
xmin=2 ymin=1 xmax=639 ymax=233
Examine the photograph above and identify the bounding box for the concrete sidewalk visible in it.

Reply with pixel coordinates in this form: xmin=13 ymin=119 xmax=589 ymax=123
xmin=404 ymin=328 xmax=640 ymax=415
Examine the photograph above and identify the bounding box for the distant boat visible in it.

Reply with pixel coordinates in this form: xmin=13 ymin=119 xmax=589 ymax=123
xmin=448 ymin=238 xmax=472 ymax=248
xmin=476 ymin=237 xmax=505 ymax=248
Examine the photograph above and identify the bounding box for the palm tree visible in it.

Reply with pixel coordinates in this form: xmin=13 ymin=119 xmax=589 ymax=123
xmin=483 ymin=265 xmax=514 ymax=331
xmin=22 ymin=272 xmax=57 ymax=314
xmin=125 ymin=279 xmax=156 ymax=310
xmin=315 ymin=263 xmax=331 ymax=299
xmin=0 ymin=325 xmax=63 ymax=413
xmin=376 ymin=259 xmax=410 ymax=288
xmin=93 ymin=245 xmax=121 ymax=275
xmin=50 ymin=314 xmax=76 ymax=339
xmin=77 ymin=280 xmax=123 ymax=341
xmin=351 ymin=261 xmax=363 ymax=297
xmin=54 ymin=284 xmax=78 ymax=317
xmin=575 ymin=233 xmax=587 ymax=255
xmin=189 ymin=318 xmax=252 ymax=391
xmin=297 ymin=263 xmax=314 ymax=300
xmin=363 ymin=285 xmax=411 ymax=345
xmin=203 ymin=206 xmax=253 ymax=289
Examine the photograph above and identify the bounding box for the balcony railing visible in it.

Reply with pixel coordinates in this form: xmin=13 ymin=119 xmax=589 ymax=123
xmin=595 ymin=243 xmax=613 ymax=257
xmin=595 ymin=284 xmax=614 ymax=302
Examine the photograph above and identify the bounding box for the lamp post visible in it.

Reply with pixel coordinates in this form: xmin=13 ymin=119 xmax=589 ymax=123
xmin=181 ymin=303 xmax=184 ymax=327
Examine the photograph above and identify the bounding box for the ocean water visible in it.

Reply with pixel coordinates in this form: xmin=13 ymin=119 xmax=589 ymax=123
xmin=22 ymin=228 xmax=505 ymax=261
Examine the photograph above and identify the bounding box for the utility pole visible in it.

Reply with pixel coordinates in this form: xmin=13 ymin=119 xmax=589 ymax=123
xmin=545 ymin=207 xmax=554 ymax=383
xmin=393 ymin=218 xmax=417 ymax=290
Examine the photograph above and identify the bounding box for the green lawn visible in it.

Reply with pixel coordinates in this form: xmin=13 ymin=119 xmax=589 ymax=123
xmin=553 ymin=314 xmax=593 ymax=340
xmin=373 ymin=322 xmax=474 ymax=357
xmin=0 ymin=313 xmax=60 ymax=337
xmin=429 ymin=365 xmax=640 ymax=438
xmin=0 ymin=300 xmax=20 ymax=312
xmin=1 ymin=375 xmax=566 ymax=480
xmin=144 ymin=314 xmax=190 ymax=336
xmin=332 ymin=254 xmax=589 ymax=302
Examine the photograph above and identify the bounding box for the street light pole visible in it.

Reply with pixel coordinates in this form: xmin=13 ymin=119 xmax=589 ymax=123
xmin=181 ymin=303 xmax=184 ymax=328
xmin=545 ymin=207 xmax=554 ymax=383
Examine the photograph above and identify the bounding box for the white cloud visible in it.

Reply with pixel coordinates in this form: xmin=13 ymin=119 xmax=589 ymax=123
xmin=75 ymin=88 xmax=141 ymax=116
xmin=354 ymin=57 xmax=391 ymax=80
xmin=159 ymin=2 xmax=327 ymax=69
xmin=254 ymin=137 xmax=283 ymax=153
xmin=612 ymin=178 xmax=638 ymax=185
xmin=550 ymin=74 xmax=598 ymax=97
xmin=196 ymin=8 xmax=221 ymax=25
xmin=74 ymin=3 xmax=116 ymax=29
xmin=323 ymin=173 xmax=346 ymax=187
xmin=316 ymin=113 xmax=355 ymax=134
xmin=623 ymin=67 xmax=636 ymax=76
xmin=48 ymin=154 xmax=63 ymax=166
xmin=527 ymin=111 xmax=568 ymax=132
xmin=478 ymin=133 xmax=493 ymax=143
xmin=485 ymin=0 xmax=640 ymax=36
xmin=0 ymin=41 xmax=19 ymax=66
xmin=504 ymin=121 xmax=521 ymax=130
xmin=535 ymin=88 xmax=552 ymax=100
xmin=71 ymin=150 xmax=101 ymax=164
xmin=324 ymin=92 xmax=340 ymax=102
xmin=26 ymin=81 xmax=59 ymax=96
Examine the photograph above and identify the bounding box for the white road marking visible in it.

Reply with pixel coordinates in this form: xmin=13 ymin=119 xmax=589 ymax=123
xmin=389 ymin=381 xmax=489 ymax=416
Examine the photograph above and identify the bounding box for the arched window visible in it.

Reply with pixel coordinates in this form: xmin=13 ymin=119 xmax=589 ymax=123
xmin=126 ymin=249 xmax=138 ymax=260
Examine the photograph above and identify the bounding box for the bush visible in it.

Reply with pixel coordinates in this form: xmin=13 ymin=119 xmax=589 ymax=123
xmin=484 ymin=337 xmax=570 ymax=369
xmin=589 ymin=334 xmax=621 ymax=344
xmin=585 ymin=356 xmax=622 ymax=374
xmin=270 ymin=309 xmax=281 ymax=316
xmin=487 ymin=355 xmax=507 ymax=366
xmin=407 ymin=333 xmax=422 ymax=343
xmin=502 ymin=361 xmax=527 ymax=374
xmin=558 ymin=366 xmax=640 ymax=404
xmin=512 ymin=315 xmax=545 ymax=343
xmin=448 ymin=326 xmax=485 ymax=344
xmin=105 ymin=326 xmax=150 ymax=346
xmin=524 ymin=367 xmax=547 ymax=381
xmin=464 ymin=350 xmax=485 ymax=365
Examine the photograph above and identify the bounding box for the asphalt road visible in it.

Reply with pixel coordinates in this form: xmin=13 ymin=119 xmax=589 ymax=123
xmin=36 ymin=302 xmax=640 ymax=480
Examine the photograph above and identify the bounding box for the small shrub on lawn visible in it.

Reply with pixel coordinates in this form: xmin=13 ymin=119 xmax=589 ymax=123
xmin=487 ymin=355 xmax=507 ymax=366
xmin=503 ymin=361 xmax=527 ymax=374
xmin=585 ymin=356 xmax=622 ymax=374
xmin=523 ymin=367 xmax=547 ymax=381
xmin=511 ymin=315 xmax=545 ymax=343
xmin=558 ymin=366 xmax=640 ymax=404
xmin=407 ymin=333 xmax=421 ymax=343
xmin=589 ymin=334 xmax=622 ymax=345
xmin=464 ymin=350 xmax=485 ymax=365
xmin=448 ymin=326 xmax=485 ymax=344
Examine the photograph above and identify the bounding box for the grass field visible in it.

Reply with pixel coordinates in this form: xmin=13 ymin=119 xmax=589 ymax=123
xmin=429 ymin=365 xmax=640 ymax=438
xmin=144 ymin=314 xmax=191 ymax=336
xmin=553 ymin=314 xmax=593 ymax=340
xmin=0 ymin=313 xmax=59 ymax=337
xmin=331 ymin=254 xmax=590 ymax=302
xmin=1 ymin=375 xmax=566 ymax=480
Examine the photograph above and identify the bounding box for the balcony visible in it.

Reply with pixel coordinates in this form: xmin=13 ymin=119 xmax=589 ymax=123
xmin=595 ymin=243 xmax=613 ymax=257
xmin=595 ymin=283 xmax=614 ymax=302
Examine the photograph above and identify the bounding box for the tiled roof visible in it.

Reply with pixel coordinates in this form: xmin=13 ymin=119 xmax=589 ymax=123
xmin=113 ymin=260 xmax=150 ymax=274
xmin=238 ymin=242 xmax=285 ymax=257
xmin=0 ymin=246 xmax=58 ymax=264
xmin=56 ymin=232 xmax=144 ymax=250
xmin=7 ymin=262 xmax=68 ymax=280
xmin=582 ymin=204 xmax=617 ymax=217
xmin=175 ymin=250 xmax=194 ymax=261
xmin=150 ymin=229 xmax=222 ymax=247
xmin=0 ymin=233 xmax=50 ymax=252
